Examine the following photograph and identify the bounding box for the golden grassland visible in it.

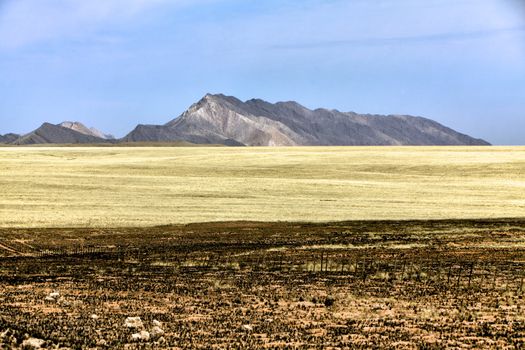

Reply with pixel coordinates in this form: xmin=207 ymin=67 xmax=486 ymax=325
xmin=0 ymin=146 xmax=524 ymax=227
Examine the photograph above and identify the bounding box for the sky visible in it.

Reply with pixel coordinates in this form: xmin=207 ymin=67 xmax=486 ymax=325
xmin=0 ymin=0 xmax=524 ymax=144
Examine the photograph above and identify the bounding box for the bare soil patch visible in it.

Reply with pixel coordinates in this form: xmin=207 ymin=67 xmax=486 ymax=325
xmin=1 ymin=219 xmax=524 ymax=348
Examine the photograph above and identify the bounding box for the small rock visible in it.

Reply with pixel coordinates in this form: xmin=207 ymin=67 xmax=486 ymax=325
xmin=44 ymin=291 xmax=60 ymax=302
xmin=22 ymin=337 xmax=45 ymax=349
xmin=242 ymin=324 xmax=253 ymax=331
xmin=90 ymin=314 xmax=99 ymax=320
xmin=151 ymin=326 xmax=164 ymax=338
xmin=152 ymin=319 xmax=162 ymax=327
xmin=125 ymin=316 xmax=143 ymax=329
xmin=57 ymin=298 xmax=70 ymax=307
xmin=131 ymin=330 xmax=150 ymax=342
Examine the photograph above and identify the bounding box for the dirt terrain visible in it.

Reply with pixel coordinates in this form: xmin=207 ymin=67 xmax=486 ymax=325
xmin=1 ymin=220 xmax=525 ymax=348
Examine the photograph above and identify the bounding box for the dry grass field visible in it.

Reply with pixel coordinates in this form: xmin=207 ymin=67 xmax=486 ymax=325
xmin=0 ymin=146 xmax=524 ymax=227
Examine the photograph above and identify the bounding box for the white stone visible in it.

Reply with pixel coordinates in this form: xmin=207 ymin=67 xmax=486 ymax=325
xmin=22 ymin=337 xmax=45 ymax=349
xmin=124 ymin=316 xmax=143 ymax=329
xmin=57 ymin=298 xmax=70 ymax=306
xmin=151 ymin=326 xmax=164 ymax=338
xmin=131 ymin=330 xmax=150 ymax=342
xmin=242 ymin=324 xmax=253 ymax=331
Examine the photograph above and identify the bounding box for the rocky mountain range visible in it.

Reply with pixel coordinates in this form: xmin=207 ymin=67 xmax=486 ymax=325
xmin=0 ymin=133 xmax=20 ymax=144
xmin=2 ymin=94 xmax=490 ymax=146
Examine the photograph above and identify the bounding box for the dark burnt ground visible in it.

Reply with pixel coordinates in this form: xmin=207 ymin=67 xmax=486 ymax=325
xmin=1 ymin=219 xmax=525 ymax=349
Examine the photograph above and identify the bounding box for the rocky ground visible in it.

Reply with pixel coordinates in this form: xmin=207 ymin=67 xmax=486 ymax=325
xmin=1 ymin=220 xmax=524 ymax=349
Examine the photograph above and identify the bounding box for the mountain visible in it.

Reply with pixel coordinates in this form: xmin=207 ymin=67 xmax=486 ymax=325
xmin=1 ymin=95 xmax=490 ymax=146
xmin=59 ymin=121 xmax=115 ymax=140
xmin=12 ymin=122 xmax=110 ymax=145
xmin=0 ymin=133 xmax=20 ymax=144
xmin=122 ymin=94 xmax=490 ymax=146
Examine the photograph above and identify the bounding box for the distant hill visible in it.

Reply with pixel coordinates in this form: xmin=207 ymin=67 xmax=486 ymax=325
xmin=12 ymin=123 xmax=110 ymax=145
xmin=59 ymin=121 xmax=115 ymax=140
xmin=122 ymin=94 xmax=490 ymax=146
xmin=3 ymin=95 xmax=490 ymax=146
xmin=0 ymin=133 xmax=20 ymax=144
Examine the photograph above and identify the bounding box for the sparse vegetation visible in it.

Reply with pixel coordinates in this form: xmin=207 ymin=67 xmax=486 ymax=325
xmin=1 ymin=220 xmax=525 ymax=348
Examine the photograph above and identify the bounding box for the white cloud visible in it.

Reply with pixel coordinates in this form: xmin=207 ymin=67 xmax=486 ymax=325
xmin=0 ymin=0 xmax=201 ymax=49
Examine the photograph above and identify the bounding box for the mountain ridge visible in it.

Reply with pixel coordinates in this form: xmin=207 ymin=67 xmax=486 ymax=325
xmin=3 ymin=94 xmax=490 ymax=146
xmin=59 ymin=121 xmax=115 ymax=140
xmin=123 ymin=94 xmax=490 ymax=146
xmin=0 ymin=133 xmax=20 ymax=144
xmin=11 ymin=122 xmax=110 ymax=145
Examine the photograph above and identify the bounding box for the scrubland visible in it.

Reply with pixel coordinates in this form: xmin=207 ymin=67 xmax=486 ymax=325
xmin=1 ymin=220 xmax=525 ymax=348
xmin=0 ymin=146 xmax=524 ymax=227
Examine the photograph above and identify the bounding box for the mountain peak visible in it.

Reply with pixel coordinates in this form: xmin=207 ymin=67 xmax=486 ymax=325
xmin=179 ymin=93 xmax=246 ymax=119
xmin=199 ymin=93 xmax=243 ymax=106
xmin=11 ymin=122 xmax=110 ymax=145
xmin=59 ymin=121 xmax=114 ymax=140
xmin=60 ymin=121 xmax=84 ymax=127
xmin=127 ymin=94 xmax=490 ymax=146
xmin=199 ymin=93 xmax=226 ymax=103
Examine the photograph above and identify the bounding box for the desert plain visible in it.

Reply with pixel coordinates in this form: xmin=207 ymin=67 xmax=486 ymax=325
xmin=1 ymin=146 xmax=525 ymax=349
xmin=0 ymin=146 xmax=524 ymax=227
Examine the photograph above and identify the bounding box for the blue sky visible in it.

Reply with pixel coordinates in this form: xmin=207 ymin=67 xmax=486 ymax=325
xmin=1 ymin=0 xmax=524 ymax=144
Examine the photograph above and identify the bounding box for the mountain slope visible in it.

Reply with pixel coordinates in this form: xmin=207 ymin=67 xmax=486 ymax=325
xmin=122 ymin=94 xmax=490 ymax=146
xmin=12 ymin=123 xmax=110 ymax=145
xmin=59 ymin=121 xmax=114 ymax=140
xmin=0 ymin=133 xmax=20 ymax=144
